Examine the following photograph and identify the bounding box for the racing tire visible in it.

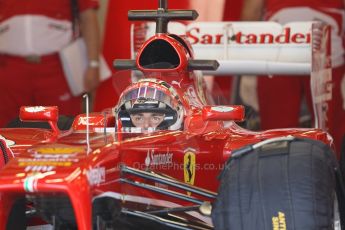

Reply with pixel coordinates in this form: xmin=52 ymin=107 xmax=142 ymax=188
xmin=212 ymin=138 xmax=345 ymax=230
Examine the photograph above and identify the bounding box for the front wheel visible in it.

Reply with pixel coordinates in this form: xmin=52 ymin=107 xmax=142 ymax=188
xmin=212 ymin=138 xmax=345 ymax=230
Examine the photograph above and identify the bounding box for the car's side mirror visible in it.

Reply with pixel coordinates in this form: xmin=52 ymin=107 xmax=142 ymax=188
xmin=202 ymin=105 xmax=245 ymax=122
xmin=19 ymin=106 xmax=59 ymax=135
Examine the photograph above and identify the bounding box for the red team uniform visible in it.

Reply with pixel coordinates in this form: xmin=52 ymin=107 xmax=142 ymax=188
xmin=0 ymin=0 xmax=99 ymax=127
xmin=257 ymin=0 xmax=345 ymax=154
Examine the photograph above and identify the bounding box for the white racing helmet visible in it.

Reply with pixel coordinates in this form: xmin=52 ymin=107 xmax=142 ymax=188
xmin=116 ymin=79 xmax=184 ymax=132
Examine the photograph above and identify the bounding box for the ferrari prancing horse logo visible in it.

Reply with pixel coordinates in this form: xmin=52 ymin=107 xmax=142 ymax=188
xmin=184 ymin=150 xmax=196 ymax=189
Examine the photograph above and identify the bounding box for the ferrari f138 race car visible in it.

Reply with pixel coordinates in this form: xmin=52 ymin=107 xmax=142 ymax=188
xmin=0 ymin=1 xmax=344 ymax=229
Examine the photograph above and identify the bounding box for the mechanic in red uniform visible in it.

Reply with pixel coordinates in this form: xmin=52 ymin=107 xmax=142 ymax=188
xmin=0 ymin=0 xmax=100 ymax=127
xmin=241 ymin=0 xmax=345 ymax=154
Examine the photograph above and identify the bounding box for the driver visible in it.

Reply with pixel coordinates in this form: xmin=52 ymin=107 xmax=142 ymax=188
xmin=130 ymin=111 xmax=165 ymax=129
xmin=127 ymin=98 xmax=172 ymax=130
xmin=115 ymin=79 xmax=184 ymax=133
xmin=130 ymin=108 xmax=165 ymax=129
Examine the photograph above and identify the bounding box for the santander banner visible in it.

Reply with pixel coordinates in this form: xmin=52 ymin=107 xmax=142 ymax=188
xmin=132 ymin=21 xmax=313 ymax=63
xmin=187 ymin=26 xmax=310 ymax=45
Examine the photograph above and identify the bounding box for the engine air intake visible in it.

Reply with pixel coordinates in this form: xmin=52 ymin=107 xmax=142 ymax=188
xmin=139 ymin=39 xmax=180 ymax=69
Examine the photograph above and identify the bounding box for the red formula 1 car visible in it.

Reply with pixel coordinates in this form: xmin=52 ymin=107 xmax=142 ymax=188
xmin=0 ymin=1 xmax=344 ymax=229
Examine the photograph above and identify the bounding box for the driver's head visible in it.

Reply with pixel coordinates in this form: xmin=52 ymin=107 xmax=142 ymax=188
xmin=116 ymin=79 xmax=184 ymax=133
xmin=130 ymin=112 xmax=165 ymax=129
xmin=128 ymin=98 xmax=169 ymax=129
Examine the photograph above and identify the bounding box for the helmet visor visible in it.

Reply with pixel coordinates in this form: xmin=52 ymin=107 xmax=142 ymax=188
xmin=120 ymin=86 xmax=176 ymax=110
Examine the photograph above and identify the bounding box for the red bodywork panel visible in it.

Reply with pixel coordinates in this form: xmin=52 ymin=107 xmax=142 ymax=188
xmin=0 ymin=111 xmax=332 ymax=229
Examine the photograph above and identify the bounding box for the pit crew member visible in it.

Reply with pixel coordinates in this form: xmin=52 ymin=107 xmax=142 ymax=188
xmin=0 ymin=0 xmax=100 ymax=127
xmin=240 ymin=0 xmax=345 ymax=154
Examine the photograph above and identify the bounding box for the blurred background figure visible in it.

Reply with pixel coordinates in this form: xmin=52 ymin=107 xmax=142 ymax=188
xmin=191 ymin=0 xmax=261 ymax=129
xmin=219 ymin=0 xmax=262 ymax=130
xmin=0 ymin=0 xmax=100 ymax=127
xmin=213 ymin=0 xmax=243 ymax=106
xmin=238 ymin=0 xmax=345 ymax=153
xmin=190 ymin=0 xmax=228 ymax=104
